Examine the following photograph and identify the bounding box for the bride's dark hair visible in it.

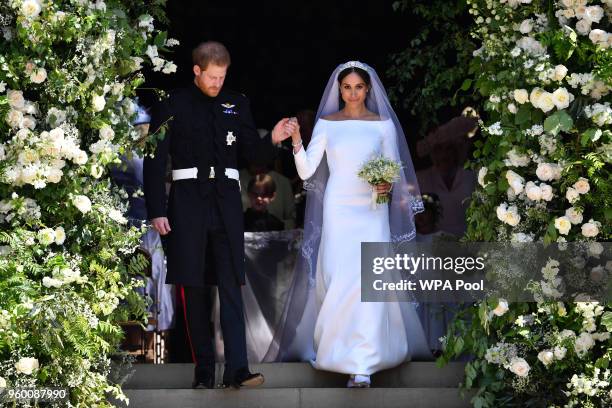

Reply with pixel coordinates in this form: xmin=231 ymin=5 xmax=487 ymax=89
xmin=337 ymin=66 xmax=371 ymax=86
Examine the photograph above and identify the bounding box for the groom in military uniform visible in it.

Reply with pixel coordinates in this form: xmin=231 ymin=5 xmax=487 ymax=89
xmin=143 ymin=41 xmax=295 ymax=389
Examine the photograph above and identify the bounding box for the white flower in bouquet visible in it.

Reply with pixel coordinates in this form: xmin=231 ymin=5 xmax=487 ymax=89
xmin=478 ymin=167 xmax=489 ymax=187
xmin=21 ymin=0 xmax=42 ymax=19
xmin=6 ymin=109 xmax=24 ymax=129
xmin=536 ymin=91 xmax=555 ymax=112
xmin=552 ymin=87 xmax=573 ymax=110
xmin=581 ymin=219 xmax=600 ymax=237
xmin=60 ymin=268 xmax=81 ymax=284
xmin=573 ymin=177 xmax=590 ymax=194
xmin=72 ymin=195 xmax=92 ymax=213
xmin=505 ymin=149 xmax=530 ymax=167
xmin=574 ymin=332 xmax=595 ymax=355
xmin=525 ymin=181 xmax=543 ymax=201
xmin=589 ymin=266 xmax=605 ymax=283
xmin=554 ymin=216 xmax=572 ymax=235
xmin=146 ymin=45 xmax=159 ymax=60
xmin=357 ymin=155 xmax=402 ymax=206
xmin=0 ymin=376 xmax=5 ymax=388
xmin=592 ymin=332 xmax=611 ymax=342
xmin=553 ymin=346 xmax=567 ymax=360
xmin=37 ymin=228 xmax=56 ymax=246
xmin=565 ymin=207 xmax=583 ymax=225
xmin=99 ymin=125 xmax=115 ymax=141
xmin=15 ymin=357 xmax=39 ymax=375
xmin=566 ymin=187 xmax=580 ymax=204
xmin=551 ymin=65 xmax=568 ymax=82
xmin=513 ymin=89 xmax=529 ymax=104
xmin=519 ymin=19 xmax=534 ymax=34
xmin=589 ymin=29 xmax=609 ymax=47
xmin=108 ymin=208 xmax=127 ymax=224
xmin=54 ymin=227 xmax=66 ymax=245
xmin=496 ymin=203 xmax=521 ymax=226
xmin=517 ymin=37 xmax=546 ymax=55
xmin=540 ymin=184 xmax=553 ymax=201
xmin=138 ymin=14 xmax=154 ymax=32
xmin=0 ymin=143 xmax=5 ymax=161
xmin=92 ymin=94 xmax=106 ymax=112
xmin=583 ymin=5 xmax=604 ymax=24
xmin=575 ymin=19 xmax=592 ymax=35
xmin=7 ymin=90 xmax=25 ymax=110
xmin=587 ymin=242 xmax=603 ymax=258
xmin=90 ymin=164 xmax=104 ymax=179
xmin=73 ymin=149 xmax=88 ymax=165
xmin=30 ymin=67 xmax=47 ymax=84
xmin=537 ymin=350 xmax=554 ymax=366
xmin=493 ymin=299 xmax=509 ymax=316
xmin=509 ymin=357 xmax=530 ymax=377
xmin=162 ymin=62 xmax=177 ymax=74
xmin=152 ymin=57 xmax=165 ymax=72
xmin=536 ymin=163 xmax=561 ymax=181
xmin=511 ymin=232 xmax=534 ymax=243
xmin=506 ymin=170 xmax=525 ymax=194
xmin=42 ymin=276 xmax=63 ymax=288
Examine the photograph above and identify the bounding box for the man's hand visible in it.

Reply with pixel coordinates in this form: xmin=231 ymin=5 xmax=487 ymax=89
xmin=151 ymin=217 xmax=171 ymax=235
xmin=272 ymin=118 xmax=298 ymax=144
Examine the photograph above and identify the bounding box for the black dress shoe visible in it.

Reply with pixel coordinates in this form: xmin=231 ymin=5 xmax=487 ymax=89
xmin=222 ymin=368 xmax=265 ymax=389
xmin=192 ymin=366 xmax=215 ymax=389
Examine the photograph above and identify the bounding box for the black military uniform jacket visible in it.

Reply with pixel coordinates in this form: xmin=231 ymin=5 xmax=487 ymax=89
xmin=143 ymin=83 xmax=272 ymax=287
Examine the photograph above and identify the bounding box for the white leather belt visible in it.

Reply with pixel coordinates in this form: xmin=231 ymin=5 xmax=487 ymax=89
xmin=172 ymin=167 xmax=240 ymax=190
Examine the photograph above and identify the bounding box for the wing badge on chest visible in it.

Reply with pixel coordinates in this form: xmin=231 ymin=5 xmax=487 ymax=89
xmin=221 ymin=103 xmax=238 ymax=115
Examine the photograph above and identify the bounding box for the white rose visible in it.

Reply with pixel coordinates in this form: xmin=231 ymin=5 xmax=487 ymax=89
xmin=54 ymin=227 xmax=65 ymax=245
xmin=525 ymin=181 xmax=543 ymax=201
xmin=552 ymin=88 xmax=572 ymax=110
xmin=90 ymin=164 xmax=104 ymax=179
xmin=552 ymin=65 xmax=568 ymax=82
xmin=506 ymin=170 xmax=525 ymax=194
xmin=537 ymin=92 xmax=555 ymax=112
xmin=589 ymin=29 xmax=608 ymax=46
xmin=540 ymin=184 xmax=553 ymax=201
xmin=519 ymin=19 xmax=533 ymax=34
xmin=505 ymin=206 xmax=521 ymax=226
xmin=575 ymin=19 xmax=591 ymax=36
xmin=7 ymin=90 xmax=25 ymax=110
xmin=581 ymin=220 xmax=600 ymax=237
xmin=15 ymin=357 xmax=39 ymax=375
xmin=574 ymin=332 xmax=595 ymax=355
xmin=47 ymin=168 xmax=63 ymax=183
xmin=92 ymin=94 xmax=106 ymax=112
xmin=553 ymin=346 xmax=567 ymax=360
xmin=565 ymin=207 xmax=583 ymax=225
xmin=573 ymin=177 xmax=590 ymax=194
xmin=587 ymin=242 xmax=604 ymax=258
xmin=493 ymin=299 xmax=509 ymax=316
xmin=509 ymin=357 xmax=530 ymax=377
xmin=37 ymin=228 xmax=56 ymax=246
xmin=42 ymin=276 xmax=63 ymax=288
xmin=566 ymin=187 xmax=579 ymax=204
xmin=537 ymin=350 xmax=554 ymax=366
xmin=555 ymin=216 xmax=572 ymax=235
xmin=513 ymin=89 xmax=529 ymax=104
xmin=529 ymin=88 xmax=544 ymax=108
xmin=536 ymin=163 xmax=559 ymax=182
xmin=30 ymin=67 xmax=47 ymax=84
xmin=478 ymin=167 xmax=489 ymax=188
xmin=508 ymin=103 xmax=518 ymax=114
xmin=20 ymin=0 xmax=42 ymax=19
xmin=73 ymin=150 xmax=88 ymax=165
xmin=72 ymin=195 xmax=92 ymax=213
xmin=590 ymin=266 xmax=605 ymax=282
xmin=584 ymin=6 xmax=604 ymax=24
xmin=99 ymin=125 xmax=115 ymax=141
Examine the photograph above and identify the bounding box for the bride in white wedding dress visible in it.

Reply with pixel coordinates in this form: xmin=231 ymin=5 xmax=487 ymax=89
xmin=273 ymin=61 xmax=431 ymax=387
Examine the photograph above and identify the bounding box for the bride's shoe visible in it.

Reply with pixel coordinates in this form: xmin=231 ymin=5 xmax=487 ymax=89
xmin=347 ymin=374 xmax=371 ymax=388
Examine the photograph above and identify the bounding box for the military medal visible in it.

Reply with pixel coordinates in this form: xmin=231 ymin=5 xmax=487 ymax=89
xmin=226 ymin=131 xmax=236 ymax=145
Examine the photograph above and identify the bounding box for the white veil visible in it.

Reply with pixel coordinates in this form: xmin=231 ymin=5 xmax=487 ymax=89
xmin=262 ymin=61 xmax=426 ymax=362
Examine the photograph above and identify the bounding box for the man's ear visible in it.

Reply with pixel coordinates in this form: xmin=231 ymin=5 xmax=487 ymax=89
xmin=193 ymin=65 xmax=201 ymax=77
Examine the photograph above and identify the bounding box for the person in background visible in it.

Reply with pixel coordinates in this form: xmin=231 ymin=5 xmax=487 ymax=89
xmin=416 ymin=115 xmax=478 ymax=237
xmin=240 ymin=136 xmax=295 ymax=229
xmin=415 ymin=193 xmax=444 ymax=242
xmin=244 ymin=173 xmax=284 ymax=232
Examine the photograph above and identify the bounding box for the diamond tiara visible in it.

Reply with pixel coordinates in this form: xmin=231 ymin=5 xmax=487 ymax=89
xmin=339 ymin=61 xmax=369 ymax=72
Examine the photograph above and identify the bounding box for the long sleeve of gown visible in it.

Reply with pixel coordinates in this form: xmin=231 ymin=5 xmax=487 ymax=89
xmin=294 ymin=120 xmax=327 ymax=180
xmin=381 ymin=120 xmax=400 ymax=163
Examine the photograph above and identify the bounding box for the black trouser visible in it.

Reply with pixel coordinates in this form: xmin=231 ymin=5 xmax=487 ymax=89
xmin=182 ymin=198 xmax=248 ymax=380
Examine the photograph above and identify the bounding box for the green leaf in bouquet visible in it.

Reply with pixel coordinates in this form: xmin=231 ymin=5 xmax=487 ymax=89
xmin=544 ymin=111 xmax=573 ymax=136
xmin=602 ymin=311 xmax=612 ymax=332
xmin=581 ymin=128 xmax=603 ymax=146
xmin=515 ymin=104 xmax=531 ymax=126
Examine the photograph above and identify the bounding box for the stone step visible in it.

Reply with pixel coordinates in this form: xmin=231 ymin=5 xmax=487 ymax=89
xmin=118 ymin=388 xmax=473 ymax=408
xmin=123 ymin=362 xmax=466 ymax=389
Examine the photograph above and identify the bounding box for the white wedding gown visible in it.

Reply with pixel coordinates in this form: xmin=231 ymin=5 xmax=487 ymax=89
xmin=294 ymin=118 xmax=431 ymax=375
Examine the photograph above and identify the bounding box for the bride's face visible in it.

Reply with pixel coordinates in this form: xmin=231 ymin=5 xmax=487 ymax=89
xmin=339 ymin=73 xmax=369 ymax=107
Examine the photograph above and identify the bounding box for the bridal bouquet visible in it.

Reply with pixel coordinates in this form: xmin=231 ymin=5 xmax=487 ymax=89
xmin=357 ymin=155 xmax=402 ymax=208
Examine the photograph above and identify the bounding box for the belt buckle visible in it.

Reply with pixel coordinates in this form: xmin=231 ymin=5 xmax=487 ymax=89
xmin=208 ymin=166 xmax=215 ymax=179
